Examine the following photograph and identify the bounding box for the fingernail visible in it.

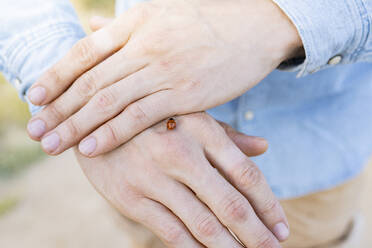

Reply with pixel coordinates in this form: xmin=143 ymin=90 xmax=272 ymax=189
xmin=27 ymin=119 xmax=46 ymax=138
xmin=41 ymin=133 xmax=60 ymax=153
xmin=273 ymin=223 xmax=290 ymax=242
xmin=28 ymin=86 xmax=46 ymax=105
xmin=79 ymin=137 xmax=97 ymax=155
xmin=255 ymin=136 xmax=269 ymax=147
xmin=254 ymin=136 xmax=267 ymax=143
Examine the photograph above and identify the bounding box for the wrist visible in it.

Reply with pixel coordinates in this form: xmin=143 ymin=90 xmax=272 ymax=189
xmin=266 ymin=0 xmax=304 ymax=62
xmin=195 ymin=0 xmax=304 ymax=65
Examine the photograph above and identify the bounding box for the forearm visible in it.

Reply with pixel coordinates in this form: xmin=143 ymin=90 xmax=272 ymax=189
xmin=0 ymin=0 xmax=85 ymax=114
xmin=272 ymin=0 xmax=372 ymax=76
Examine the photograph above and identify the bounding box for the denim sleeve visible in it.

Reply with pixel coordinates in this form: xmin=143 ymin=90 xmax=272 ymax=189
xmin=272 ymin=0 xmax=372 ymax=77
xmin=0 ymin=0 xmax=85 ymax=115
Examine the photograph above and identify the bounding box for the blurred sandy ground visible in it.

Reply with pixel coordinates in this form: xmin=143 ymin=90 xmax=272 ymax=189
xmin=0 ymin=1 xmax=371 ymax=247
xmin=0 ymin=151 xmax=371 ymax=248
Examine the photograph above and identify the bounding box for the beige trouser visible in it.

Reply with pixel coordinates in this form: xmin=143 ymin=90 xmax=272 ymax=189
xmin=281 ymin=171 xmax=365 ymax=248
xmin=117 ymin=171 xmax=366 ymax=248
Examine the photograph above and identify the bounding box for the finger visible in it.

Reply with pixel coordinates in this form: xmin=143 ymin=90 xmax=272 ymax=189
xmin=37 ymin=68 xmax=157 ymax=155
xmin=28 ymin=47 xmax=149 ymax=142
xmin=133 ymin=198 xmax=204 ymax=248
xmin=78 ymin=90 xmax=176 ymax=157
xmin=27 ymin=7 xmax=144 ymax=106
xmin=89 ymin=16 xmax=113 ymax=31
xmin=76 ymin=147 xmax=203 ymax=248
xmin=218 ymin=121 xmax=268 ymax=157
xmin=169 ymin=155 xmax=281 ymax=248
xmin=205 ymin=133 xmax=290 ymax=242
xmin=144 ymin=176 xmax=243 ymax=248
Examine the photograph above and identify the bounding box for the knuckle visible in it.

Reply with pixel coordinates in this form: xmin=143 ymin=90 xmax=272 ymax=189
xmin=115 ymin=182 xmax=142 ymax=210
xmin=254 ymin=233 xmax=276 ymax=248
xmin=194 ymin=214 xmax=222 ymax=239
xmin=219 ymin=121 xmax=234 ymax=134
xmin=137 ymin=35 xmax=158 ymax=55
xmin=159 ymin=58 xmax=173 ymax=72
xmin=63 ymin=118 xmax=81 ymax=140
xmin=94 ymin=89 xmax=117 ymax=113
xmin=160 ymin=224 xmax=185 ymax=246
xmin=236 ymin=162 xmax=263 ymax=190
xmin=147 ymin=31 xmax=169 ymax=53
xmin=159 ymin=135 xmax=188 ymax=158
xmin=46 ymin=102 xmax=65 ymax=122
xmin=135 ymin=2 xmax=150 ymax=15
xmin=73 ymin=39 xmax=96 ymax=65
xmin=152 ymin=134 xmax=189 ymax=165
xmin=101 ymin=123 xmax=120 ymax=147
xmin=186 ymin=112 xmax=211 ymax=123
xmin=163 ymin=135 xmax=185 ymax=152
xmin=258 ymin=199 xmax=281 ymax=217
xmin=184 ymin=112 xmax=218 ymax=133
xmin=171 ymin=113 xmax=204 ymax=133
xmin=149 ymin=134 xmax=169 ymax=158
xmin=76 ymin=71 xmax=97 ymax=98
xmin=178 ymin=78 xmax=203 ymax=94
xmin=126 ymin=102 xmax=149 ymax=124
xmin=222 ymin=195 xmax=249 ymax=222
xmin=132 ymin=2 xmax=155 ymax=21
xmin=46 ymin=66 xmax=62 ymax=84
xmin=133 ymin=20 xmax=169 ymax=55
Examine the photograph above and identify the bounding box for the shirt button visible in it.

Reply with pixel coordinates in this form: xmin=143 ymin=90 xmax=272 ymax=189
xmin=328 ymin=55 xmax=342 ymax=65
xmin=244 ymin=110 xmax=254 ymax=121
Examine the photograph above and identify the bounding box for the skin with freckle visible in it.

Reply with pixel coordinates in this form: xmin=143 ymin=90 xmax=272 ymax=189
xmin=75 ymin=112 xmax=287 ymax=248
xmin=26 ymin=0 xmax=302 ymax=157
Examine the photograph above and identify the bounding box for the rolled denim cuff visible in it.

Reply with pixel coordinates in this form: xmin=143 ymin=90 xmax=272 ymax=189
xmin=272 ymin=0 xmax=370 ymax=77
xmin=0 ymin=0 xmax=86 ymax=115
xmin=6 ymin=24 xmax=85 ymax=115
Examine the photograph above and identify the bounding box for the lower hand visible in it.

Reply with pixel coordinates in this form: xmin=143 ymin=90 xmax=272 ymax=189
xmin=75 ymin=113 xmax=289 ymax=247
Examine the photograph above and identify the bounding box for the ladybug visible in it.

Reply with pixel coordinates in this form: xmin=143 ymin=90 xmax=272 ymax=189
xmin=167 ymin=118 xmax=176 ymax=130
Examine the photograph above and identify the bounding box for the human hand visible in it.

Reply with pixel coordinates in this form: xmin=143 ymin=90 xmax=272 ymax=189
xmin=75 ymin=113 xmax=289 ymax=247
xmin=27 ymin=0 xmax=302 ymax=156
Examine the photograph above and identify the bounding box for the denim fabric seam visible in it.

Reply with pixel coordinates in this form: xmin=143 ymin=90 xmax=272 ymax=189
xmin=344 ymin=0 xmax=364 ymax=61
xmin=351 ymin=0 xmax=371 ymax=61
xmin=7 ymin=22 xmax=84 ymax=74
xmin=20 ymin=29 xmax=84 ymax=98
xmin=0 ymin=52 xmax=6 ymax=75
xmin=4 ymin=22 xmax=74 ymax=64
xmin=4 ymin=22 xmax=83 ymax=79
xmin=271 ymin=0 xmax=324 ymax=77
xmin=5 ymin=23 xmax=85 ymax=99
xmin=272 ymin=0 xmax=368 ymax=77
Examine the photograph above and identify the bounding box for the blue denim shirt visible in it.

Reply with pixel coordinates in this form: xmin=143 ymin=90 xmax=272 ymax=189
xmin=1 ymin=0 xmax=372 ymax=199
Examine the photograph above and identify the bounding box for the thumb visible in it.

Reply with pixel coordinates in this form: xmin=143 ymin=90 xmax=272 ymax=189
xmin=218 ymin=121 xmax=268 ymax=157
xmin=89 ymin=16 xmax=114 ymax=32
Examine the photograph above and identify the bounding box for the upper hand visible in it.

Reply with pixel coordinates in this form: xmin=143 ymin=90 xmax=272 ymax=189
xmin=26 ymin=0 xmax=302 ymax=156
xmin=75 ymin=112 xmax=289 ymax=247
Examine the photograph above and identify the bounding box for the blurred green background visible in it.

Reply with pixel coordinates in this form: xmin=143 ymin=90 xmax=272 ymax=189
xmin=0 ymin=62 xmax=42 ymax=178
xmin=0 ymin=0 xmax=114 ymax=212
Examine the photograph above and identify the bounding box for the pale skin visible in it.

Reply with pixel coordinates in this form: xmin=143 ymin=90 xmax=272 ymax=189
xmin=62 ymin=16 xmax=293 ymax=246
xmin=75 ymin=112 xmax=288 ymax=248
xmin=24 ymin=0 xmax=303 ymax=246
xmin=26 ymin=0 xmax=303 ymax=157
